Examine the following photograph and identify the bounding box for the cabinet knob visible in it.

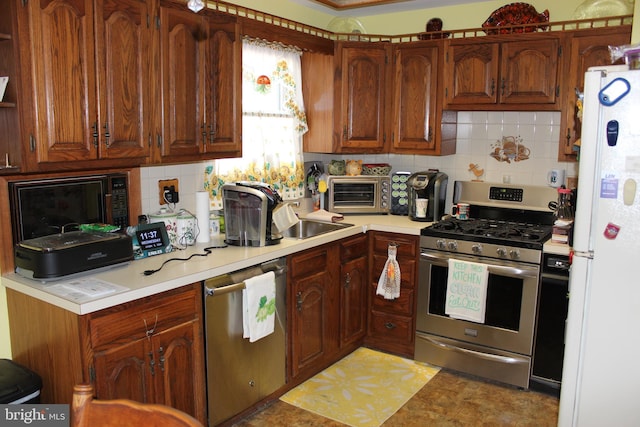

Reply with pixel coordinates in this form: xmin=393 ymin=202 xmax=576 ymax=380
xmin=92 ymin=122 xmax=99 ymax=147
xmin=103 ymin=122 xmax=111 ymax=147
xmin=148 ymin=351 xmax=155 ymax=376
xmin=158 ymin=346 xmax=165 ymax=372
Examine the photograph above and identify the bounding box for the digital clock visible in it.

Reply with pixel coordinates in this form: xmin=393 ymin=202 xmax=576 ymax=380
xmin=132 ymin=222 xmax=172 ymax=259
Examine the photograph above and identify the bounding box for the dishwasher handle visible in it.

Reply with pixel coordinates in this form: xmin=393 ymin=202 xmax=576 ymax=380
xmin=204 ymin=260 xmax=286 ymax=297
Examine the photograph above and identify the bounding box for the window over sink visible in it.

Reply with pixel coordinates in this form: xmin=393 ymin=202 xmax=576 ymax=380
xmin=205 ymin=38 xmax=308 ymax=209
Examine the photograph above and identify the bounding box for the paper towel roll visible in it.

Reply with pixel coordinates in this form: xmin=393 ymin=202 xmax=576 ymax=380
xmin=195 ymin=191 xmax=210 ymax=243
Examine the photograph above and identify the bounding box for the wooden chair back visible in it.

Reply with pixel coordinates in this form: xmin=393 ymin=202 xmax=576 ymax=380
xmin=71 ymin=384 xmax=204 ymax=427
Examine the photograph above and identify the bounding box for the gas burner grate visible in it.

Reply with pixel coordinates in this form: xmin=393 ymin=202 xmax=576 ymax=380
xmin=422 ymin=218 xmax=553 ymax=246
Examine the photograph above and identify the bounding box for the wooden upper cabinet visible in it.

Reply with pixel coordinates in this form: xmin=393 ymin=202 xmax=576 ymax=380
xmin=445 ymin=42 xmax=499 ymax=105
xmin=303 ymin=43 xmax=455 ymax=156
xmin=559 ymin=27 xmax=631 ymax=160
xmin=157 ymin=3 xmax=241 ymax=163
xmin=206 ymin=15 xmax=242 ymax=157
xmin=444 ymin=36 xmax=561 ymax=110
xmin=500 ymin=38 xmax=560 ymax=104
xmin=95 ymin=0 xmax=152 ymax=160
xmin=0 ymin=0 xmax=23 ymax=173
xmin=335 ymin=42 xmax=390 ymax=153
xmin=28 ymin=0 xmax=98 ymax=163
xmin=391 ymin=44 xmax=439 ymax=153
xmin=24 ymin=0 xmax=150 ymax=168
xmin=158 ymin=4 xmax=206 ymax=161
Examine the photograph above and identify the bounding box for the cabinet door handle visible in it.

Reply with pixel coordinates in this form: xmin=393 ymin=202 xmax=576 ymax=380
xmin=426 ymin=126 xmax=433 ymax=143
xmin=490 ymin=78 xmax=495 ymax=96
xmin=158 ymin=346 xmax=165 ymax=372
xmin=157 ymin=134 xmax=162 ymax=148
xmin=385 ymin=322 xmax=396 ymax=330
xmin=342 ymin=125 xmax=347 ymax=140
xmin=92 ymin=122 xmax=99 ymax=147
xmin=148 ymin=351 xmax=155 ymax=376
xmin=344 ymin=273 xmax=351 ymax=289
xmin=209 ymin=124 xmax=215 ymax=144
xmin=201 ymin=124 xmax=207 ymax=146
xmin=501 ymin=78 xmax=506 ymax=97
xmin=103 ymin=122 xmax=111 ymax=147
xmin=566 ymin=127 xmax=572 ymax=148
xmin=296 ymin=291 xmax=302 ymax=312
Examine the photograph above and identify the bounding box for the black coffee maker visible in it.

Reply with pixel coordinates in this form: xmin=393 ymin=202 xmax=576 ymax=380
xmin=407 ymin=171 xmax=448 ymax=222
xmin=222 ymin=182 xmax=283 ymax=246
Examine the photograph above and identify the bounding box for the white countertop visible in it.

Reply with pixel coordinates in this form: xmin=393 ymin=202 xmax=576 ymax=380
xmin=2 ymin=214 xmax=571 ymax=315
xmin=2 ymin=215 xmax=427 ymax=315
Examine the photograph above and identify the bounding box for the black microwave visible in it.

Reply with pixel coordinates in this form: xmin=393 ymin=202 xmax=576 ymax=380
xmin=8 ymin=173 xmax=130 ymax=244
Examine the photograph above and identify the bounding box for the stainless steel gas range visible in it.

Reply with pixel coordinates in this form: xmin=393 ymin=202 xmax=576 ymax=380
xmin=415 ymin=181 xmax=557 ymax=389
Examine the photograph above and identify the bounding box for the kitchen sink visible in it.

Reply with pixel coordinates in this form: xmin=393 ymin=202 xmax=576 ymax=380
xmin=280 ymin=219 xmax=354 ymax=240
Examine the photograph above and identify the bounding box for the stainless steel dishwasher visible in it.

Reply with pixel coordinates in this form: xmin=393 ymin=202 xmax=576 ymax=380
xmin=204 ymin=257 xmax=287 ymax=426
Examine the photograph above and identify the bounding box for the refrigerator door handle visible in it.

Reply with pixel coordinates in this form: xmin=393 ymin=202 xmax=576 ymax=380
xmin=573 ymin=250 xmax=594 ymax=259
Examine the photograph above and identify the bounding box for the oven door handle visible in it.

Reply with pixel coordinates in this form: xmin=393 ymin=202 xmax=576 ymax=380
xmin=420 ymin=251 xmax=539 ymax=278
xmin=422 ymin=335 xmax=527 ymax=366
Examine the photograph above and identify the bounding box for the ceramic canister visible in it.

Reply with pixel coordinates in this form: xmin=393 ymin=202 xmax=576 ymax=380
xmin=148 ymin=208 xmax=178 ymax=247
xmin=176 ymin=209 xmax=196 ymax=246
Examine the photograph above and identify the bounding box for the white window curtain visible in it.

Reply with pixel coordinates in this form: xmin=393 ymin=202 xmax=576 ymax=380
xmin=204 ymin=38 xmax=308 ymax=209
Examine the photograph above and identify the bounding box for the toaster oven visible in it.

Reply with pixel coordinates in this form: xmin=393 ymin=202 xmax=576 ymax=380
xmin=325 ymin=175 xmax=390 ymax=214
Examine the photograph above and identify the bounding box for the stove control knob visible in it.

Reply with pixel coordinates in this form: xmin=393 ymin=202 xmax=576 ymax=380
xmin=447 ymin=241 xmax=458 ymax=251
xmin=436 ymin=239 xmax=446 ymax=250
xmin=509 ymin=249 xmax=521 ymax=259
xmin=496 ymin=247 xmax=507 ymax=257
xmin=472 ymin=244 xmax=483 ymax=254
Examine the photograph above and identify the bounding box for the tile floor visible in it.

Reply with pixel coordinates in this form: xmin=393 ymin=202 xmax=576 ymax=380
xmin=233 ymin=369 xmax=559 ymax=426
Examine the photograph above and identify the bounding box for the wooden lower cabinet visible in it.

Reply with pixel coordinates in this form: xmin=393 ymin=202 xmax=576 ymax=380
xmin=6 ymin=283 xmax=206 ymax=425
xmin=288 ymin=234 xmax=369 ymax=383
xmin=339 ymin=234 xmax=369 ymax=347
xmin=288 ymin=243 xmax=338 ymax=380
xmin=365 ymin=231 xmax=419 ymax=358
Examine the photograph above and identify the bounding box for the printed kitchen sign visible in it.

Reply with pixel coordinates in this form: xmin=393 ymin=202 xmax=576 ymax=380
xmin=445 ymin=259 xmax=489 ymax=324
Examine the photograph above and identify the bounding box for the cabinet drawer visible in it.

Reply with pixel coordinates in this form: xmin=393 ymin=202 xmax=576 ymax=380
xmin=88 ymin=285 xmax=199 ymax=347
xmin=371 ymin=284 xmax=414 ymax=316
xmin=369 ymin=310 xmax=414 ymax=344
xmin=372 ymin=233 xmax=417 ymax=258
xmin=289 ymin=246 xmax=330 ymax=279
xmin=341 ymin=234 xmax=368 ymax=262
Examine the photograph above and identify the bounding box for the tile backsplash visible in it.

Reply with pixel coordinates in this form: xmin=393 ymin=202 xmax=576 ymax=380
xmin=140 ymin=111 xmax=577 ymax=215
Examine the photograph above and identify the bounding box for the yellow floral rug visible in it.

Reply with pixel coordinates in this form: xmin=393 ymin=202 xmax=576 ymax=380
xmin=280 ymin=347 xmax=440 ymax=427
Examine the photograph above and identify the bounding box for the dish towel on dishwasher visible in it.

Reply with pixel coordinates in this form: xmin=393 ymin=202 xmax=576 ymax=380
xmin=445 ymin=259 xmax=488 ymax=323
xmin=243 ymin=271 xmax=276 ymax=342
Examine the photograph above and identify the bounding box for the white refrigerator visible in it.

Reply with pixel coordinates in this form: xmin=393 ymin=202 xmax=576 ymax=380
xmin=559 ymin=65 xmax=640 ymax=426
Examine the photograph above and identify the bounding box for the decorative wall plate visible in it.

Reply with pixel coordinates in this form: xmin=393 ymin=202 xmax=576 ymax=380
xmin=482 ymin=3 xmax=550 ymax=34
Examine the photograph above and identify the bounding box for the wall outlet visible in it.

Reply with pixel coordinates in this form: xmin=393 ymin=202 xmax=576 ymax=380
xmin=159 ymin=179 xmax=179 ymax=205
